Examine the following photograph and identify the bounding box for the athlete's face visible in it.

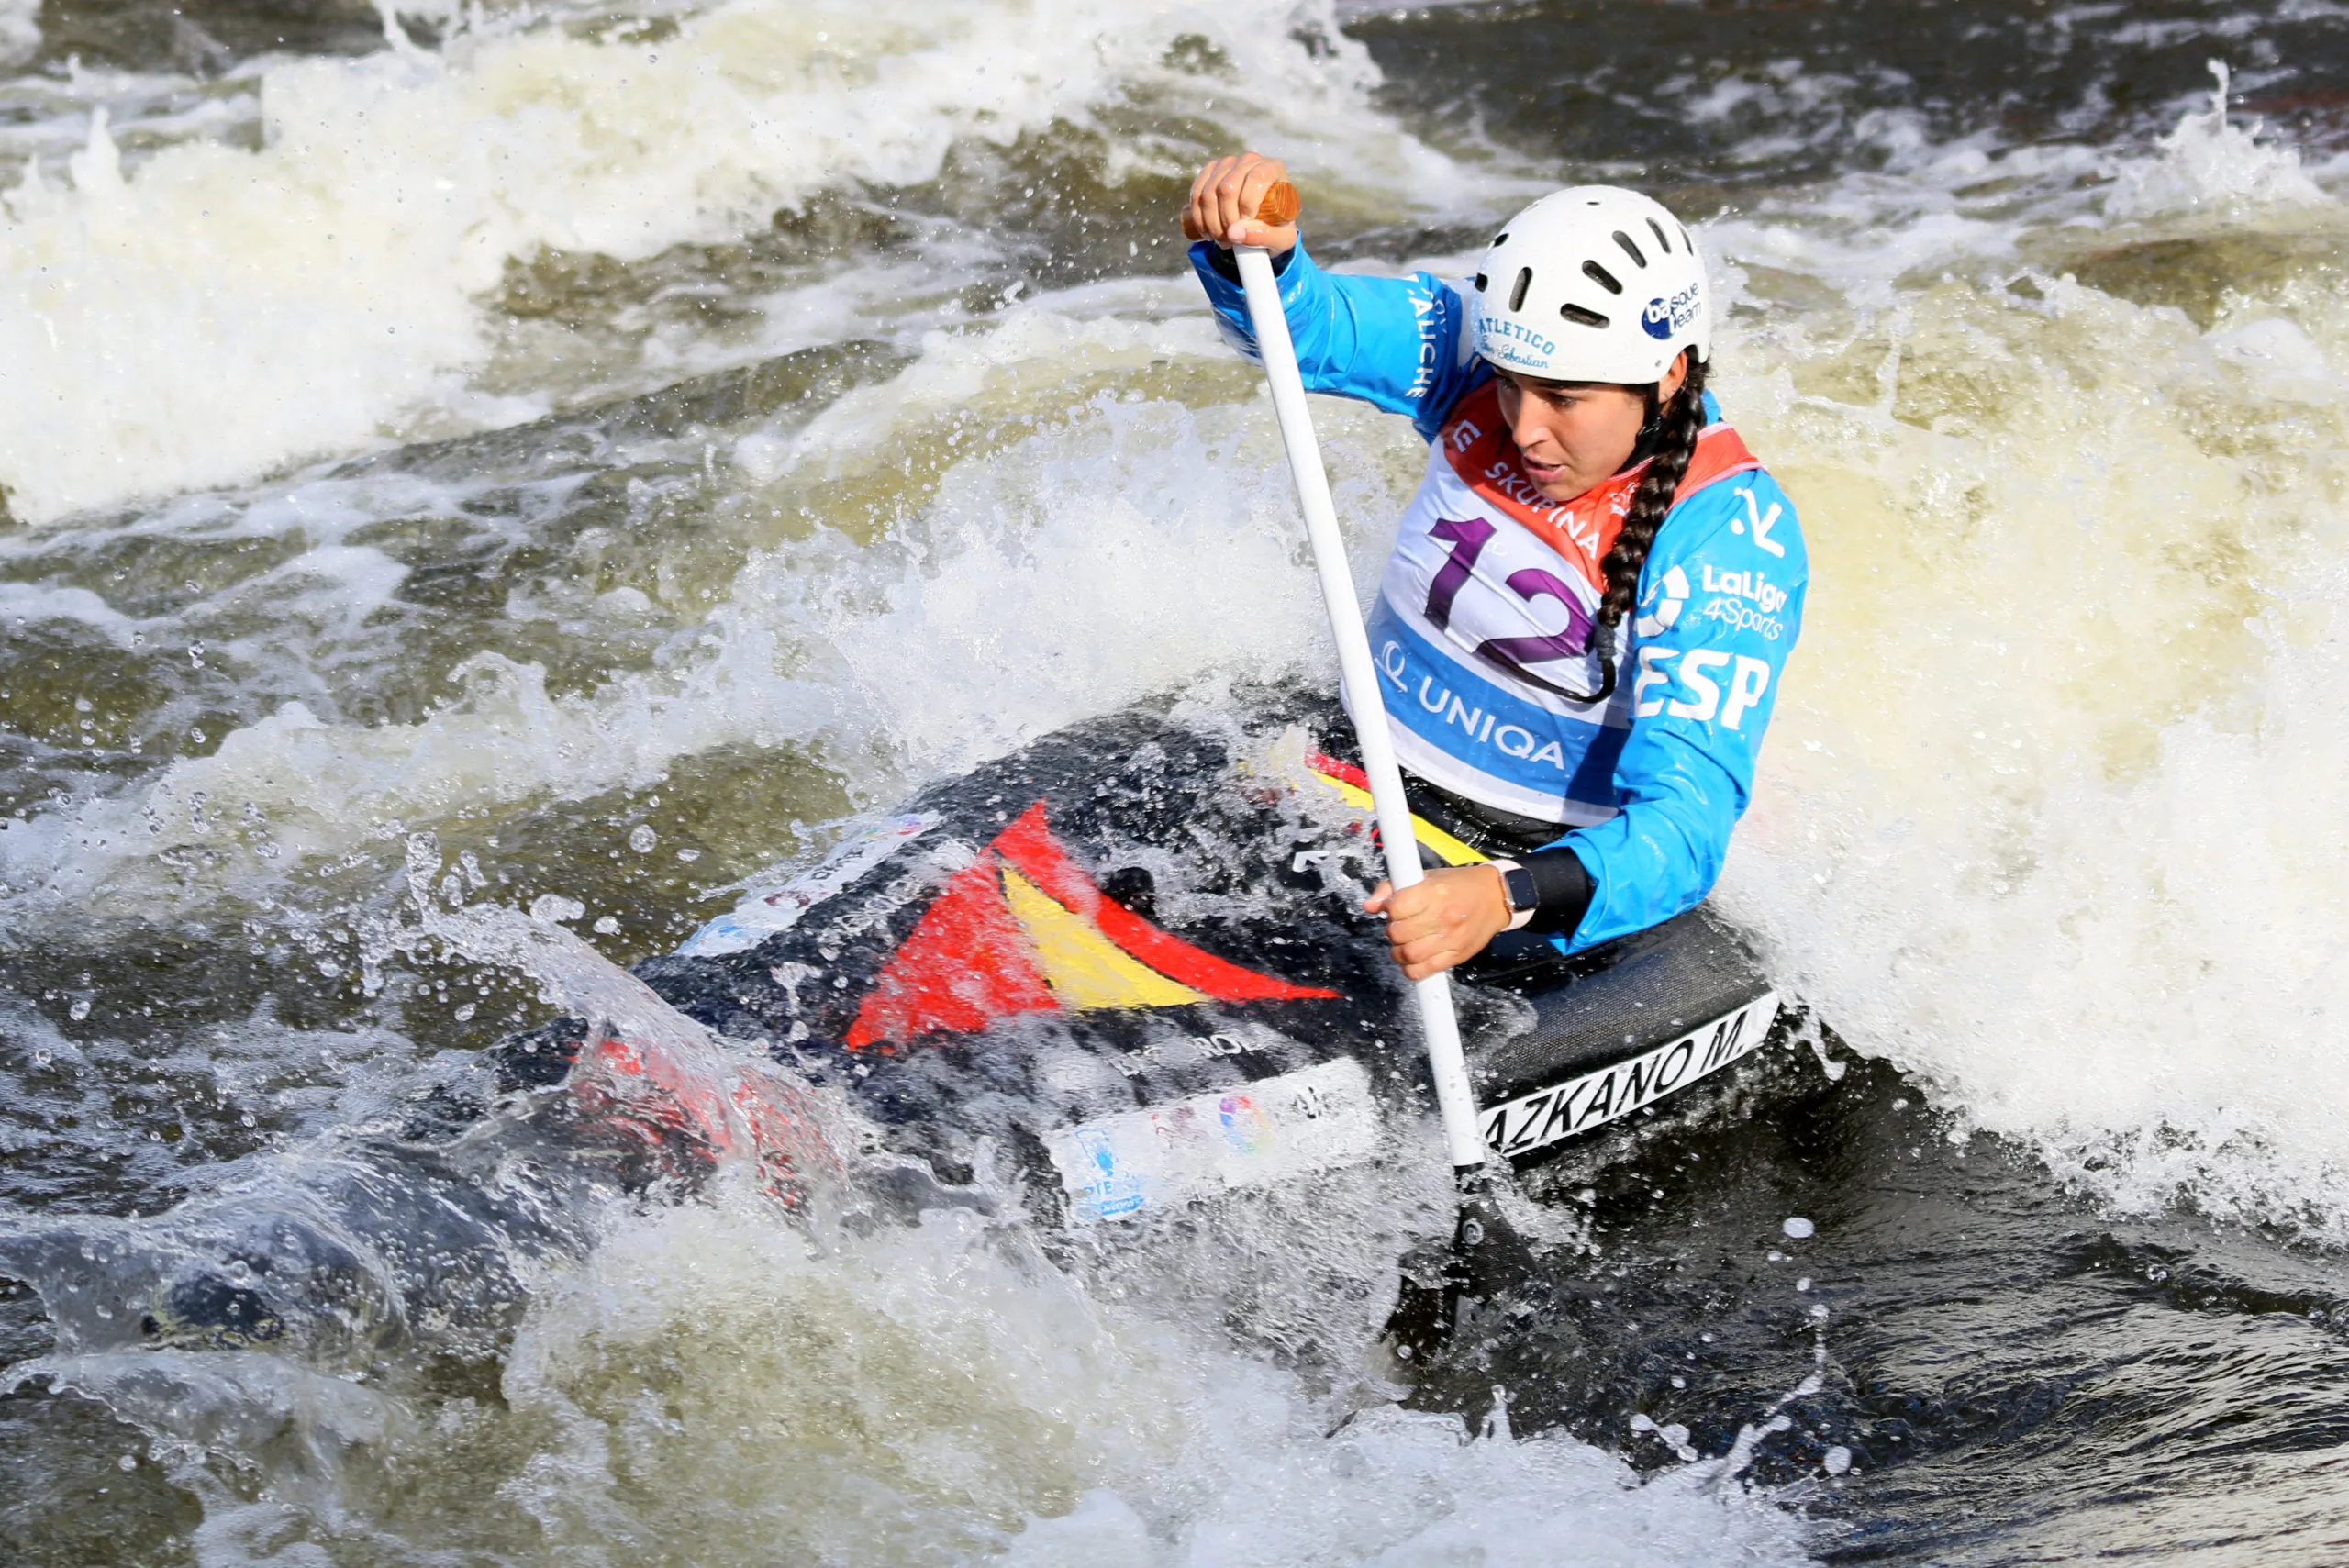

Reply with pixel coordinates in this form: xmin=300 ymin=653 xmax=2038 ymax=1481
xmin=1493 ymin=352 xmax=1688 ymax=503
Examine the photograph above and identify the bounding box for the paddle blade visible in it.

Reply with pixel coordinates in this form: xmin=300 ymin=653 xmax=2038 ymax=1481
xmin=1381 ymin=1166 xmax=1540 ymax=1370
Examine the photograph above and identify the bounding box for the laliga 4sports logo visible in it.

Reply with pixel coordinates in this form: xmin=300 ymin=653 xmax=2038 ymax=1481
xmin=1641 ymin=283 xmax=1703 ymax=340
xmin=1631 ymin=489 xmax=1789 ymax=640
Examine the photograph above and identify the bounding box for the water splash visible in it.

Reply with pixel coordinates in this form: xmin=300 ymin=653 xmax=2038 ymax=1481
xmin=1713 ymin=80 xmax=2349 ymax=1239
xmin=374 ymin=832 xmax=849 ymax=1204
xmin=2108 ymin=61 xmax=2329 ymax=221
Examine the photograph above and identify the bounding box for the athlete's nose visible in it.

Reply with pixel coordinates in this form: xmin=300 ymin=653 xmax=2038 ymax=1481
xmin=1507 ymin=398 xmax=1553 ymax=461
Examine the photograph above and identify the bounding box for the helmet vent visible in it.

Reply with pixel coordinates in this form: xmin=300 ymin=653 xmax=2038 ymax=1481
xmin=1677 ymin=222 xmax=1694 ymax=252
xmin=1561 ymin=303 xmax=1610 ymax=330
xmin=1493 ymin=231 xmax=1509 ymax=246
xmin=1474 ymin=272 xmax=1489 ymax=292
xmin=1613 ymin=230 xmax=1647 ymax=268
xmin=1508 ymin=267 xmax=1533 ymax=312
xmin=1582 ymin=259 xmax=1623 ymax=295
xmin=1646 ymin=217 xmax=1673 ymax=253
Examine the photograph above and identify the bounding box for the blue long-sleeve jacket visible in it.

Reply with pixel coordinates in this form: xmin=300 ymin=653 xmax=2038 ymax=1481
xmin=1191 ymin=240 xmax=1806 ymax=951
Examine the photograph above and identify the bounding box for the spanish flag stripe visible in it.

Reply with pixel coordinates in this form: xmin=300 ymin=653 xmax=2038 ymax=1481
xmin=994 ymin=803 xmax=1340 ymax=1002
xmin=1302 ymin=754 xmax=1488 ymax=869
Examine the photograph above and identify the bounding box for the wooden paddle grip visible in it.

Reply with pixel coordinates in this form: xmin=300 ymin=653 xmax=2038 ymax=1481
xmin=1255 ymin=181 xmax=1302 ymax=227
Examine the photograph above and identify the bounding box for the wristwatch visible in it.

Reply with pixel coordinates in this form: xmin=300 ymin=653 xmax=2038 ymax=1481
xmin=1489 ymin=860 xmax=1539 ymax=931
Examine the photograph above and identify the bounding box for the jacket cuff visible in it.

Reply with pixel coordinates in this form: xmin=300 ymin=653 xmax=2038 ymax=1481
xmin=1200 ymin=241 xmax=1296 ymax=284
xmin=1520 ymin=847 xmax=1595 ymax=937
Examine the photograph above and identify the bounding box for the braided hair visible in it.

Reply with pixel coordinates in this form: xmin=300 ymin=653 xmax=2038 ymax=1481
xmin=1575 ymin=352 xmax=1709 ymax=700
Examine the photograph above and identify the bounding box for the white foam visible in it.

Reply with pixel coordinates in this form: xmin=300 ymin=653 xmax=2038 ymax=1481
xmin=483 ymin=1199 xmax=1811 ymax=1566
xmin=1705 ymin=100 xmax=2349 ymax=1235
xmin=2108 ymin=63 xmax=2329 ymax=220
xmin=2208 ymin=316 xmax=2343 ymax=396
xmin=0 ymin=0 xmax=35 ymax=68
xmin=0 ymin=578 xmax=144 ymax=634
xmin=0 ymin=0 xmax=1507 ymax=525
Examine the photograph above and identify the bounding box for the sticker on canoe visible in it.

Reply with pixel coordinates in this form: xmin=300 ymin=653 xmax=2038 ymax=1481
xmin=847 ymin=801 xmax=1340 ymax=1050
xmin=1044 ymin=1057 xmax=1381 ymax=1223
xmin=679 ymin=814 xmax=939 ymax=957
xmin=1480 ymin=992 xmax=1781 ymax=1158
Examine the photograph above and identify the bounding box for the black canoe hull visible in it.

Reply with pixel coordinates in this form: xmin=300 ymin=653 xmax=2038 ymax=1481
xmin=504 ymin=685 xmax=1786 ymax=1223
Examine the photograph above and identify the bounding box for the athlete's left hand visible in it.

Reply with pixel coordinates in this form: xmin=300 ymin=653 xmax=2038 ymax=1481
xmin=1364 ymin=865 xmax=1511 ymax=981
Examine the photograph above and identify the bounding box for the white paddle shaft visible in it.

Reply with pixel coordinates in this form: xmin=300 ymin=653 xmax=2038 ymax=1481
xmin=1233 ymin=244 xmax=1488 ymax=1173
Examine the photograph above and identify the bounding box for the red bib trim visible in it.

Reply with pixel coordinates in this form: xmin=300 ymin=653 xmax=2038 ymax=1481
xmin=1438 ymin=381 xmax=1763 ymax=591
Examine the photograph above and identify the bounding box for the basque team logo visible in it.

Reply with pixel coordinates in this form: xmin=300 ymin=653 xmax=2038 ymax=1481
xmin=1642 ymin=284 xmax=1702 ymax=341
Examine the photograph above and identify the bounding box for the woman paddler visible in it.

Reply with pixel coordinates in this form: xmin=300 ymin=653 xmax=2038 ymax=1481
xmin=1184 ymin=154 xmax=1807 ymax=979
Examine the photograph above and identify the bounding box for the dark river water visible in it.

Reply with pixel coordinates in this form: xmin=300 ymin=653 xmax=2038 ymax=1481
xmin=2 ymin=0 xmax=2347 ymax=1562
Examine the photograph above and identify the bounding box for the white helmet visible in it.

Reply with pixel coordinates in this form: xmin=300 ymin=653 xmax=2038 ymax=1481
xmin=1468 ymin=186 xmax=1710 ymax=384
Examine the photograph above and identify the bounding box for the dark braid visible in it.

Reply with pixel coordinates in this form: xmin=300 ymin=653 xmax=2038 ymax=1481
xmin=1488 ymin=355 xmax=1709 ymax=706
xmin=1540 ymin=356 xmax=1707 ymax=705
xmin=1598 ymin=353 xmax=1709 ymax=635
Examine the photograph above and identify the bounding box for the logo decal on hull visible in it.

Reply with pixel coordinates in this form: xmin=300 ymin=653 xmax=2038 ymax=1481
xmin=1046 ymin=1059 xmax=1381 ymax=1223
xmin=846 ymin=801 xmax=1340 ymax=1050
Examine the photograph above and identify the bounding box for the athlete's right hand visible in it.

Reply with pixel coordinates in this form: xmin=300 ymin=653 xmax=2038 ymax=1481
xmin=1181 ymin=153 xmax=1298 ymax=252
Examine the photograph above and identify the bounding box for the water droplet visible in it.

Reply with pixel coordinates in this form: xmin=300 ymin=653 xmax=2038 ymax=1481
xmin=68 ymin=999 xmax=91 ymax=1020
xmin=675 ymin=847 xmax=700 ymax=862
xmin=528 ymin=894 xmax=584 ymax=925
xmin=1823 ymin=1445 xmax=1854 ymax=1475
xmin=1782 ymin=1216 xmax=1815 ymax=1239
xmin=453 ymin=1003 xmax=476 ymax=1021
xmin=593 ymin=916 xmax=620 ymax=935
xmin=629 ymin=824 xmax=658 ymax=853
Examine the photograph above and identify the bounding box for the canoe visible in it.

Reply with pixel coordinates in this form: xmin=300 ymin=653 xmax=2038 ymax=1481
xmin=502 ymin=686 xmax=1787 ymax=1224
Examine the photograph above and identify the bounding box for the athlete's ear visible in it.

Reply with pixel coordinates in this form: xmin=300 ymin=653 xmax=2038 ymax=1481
xmin=1658 ymin=350 xmax=1690 ymax=405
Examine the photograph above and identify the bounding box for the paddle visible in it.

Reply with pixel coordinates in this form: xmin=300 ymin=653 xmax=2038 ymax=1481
xmin=1227 ymin=183 xmax=1531 ymax=1357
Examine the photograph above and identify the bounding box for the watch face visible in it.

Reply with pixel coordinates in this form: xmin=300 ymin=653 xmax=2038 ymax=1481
xmin=1502 ymin=865 xmax=1539 ymax=913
